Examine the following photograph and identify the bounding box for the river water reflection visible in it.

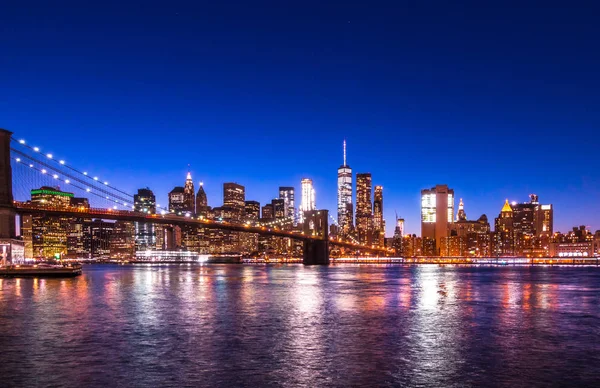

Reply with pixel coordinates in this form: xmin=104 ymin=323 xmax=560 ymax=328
xmin=1 ymin=264 xmax=599 ymax=387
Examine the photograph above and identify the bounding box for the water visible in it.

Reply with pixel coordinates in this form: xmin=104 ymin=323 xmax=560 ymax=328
xmin=1 ymin=264 xmax=600 ymax=387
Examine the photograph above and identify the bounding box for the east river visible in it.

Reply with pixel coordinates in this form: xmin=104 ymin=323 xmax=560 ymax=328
xmin=1 ymin=264 xmax=600 ymax=387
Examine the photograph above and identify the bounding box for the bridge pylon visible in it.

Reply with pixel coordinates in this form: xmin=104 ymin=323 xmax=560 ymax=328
xmin=0 ymin=128 xmax=15 ymax=239
xmin=302 ymin=209 xmax=329 ymax=265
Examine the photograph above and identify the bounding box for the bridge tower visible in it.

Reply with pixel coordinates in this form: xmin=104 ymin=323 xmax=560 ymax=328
xmin=302 ymin=209 xmax=329 ymax=265
xmin=0 ymin=128 xmax=15 ymax=239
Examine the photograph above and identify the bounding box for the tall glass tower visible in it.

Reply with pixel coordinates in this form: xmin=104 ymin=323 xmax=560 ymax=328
xmin=337 ymin=140 xmax=353 ymax=235
xmin=300 ymin=178 xmax=315 ymax=223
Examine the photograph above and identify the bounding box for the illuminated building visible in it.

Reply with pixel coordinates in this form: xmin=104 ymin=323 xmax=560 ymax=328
xmin=110 ymin=221 xmax=135 ymax=260
xmin=262 ymin=203 xmax=274 ymax=220
xmin=133 ymin=188 xmax=156 ymax=250
xmin=356 ymin=173 xmax=373 ymax=245
xmin=168 ymin=187 xmax=186 ymax=214
xmin=337 ymin=140 xmax=353 ymax=235
xmin=456 ymin=198 xmax=466 ymax=221
xmin=196 ymin=182 xmax=210 ymax=217
xmin=373 ymin=185 xmax=385 ymax=246
xmin=392 ymin=216 xmax=404 ymax=254
xmin=223 ymin=183 xmax=245 ymax=220
xmin=447 ymin=199 xmax=491 ymax=256
xmin=300 ymin=178 xmax=315 ymax=223
xmin=549 ymin=226 xmax=594 ymax=257
xmin=272 ymin=198 xmax=285 ymax=220
xmin=421 ymin=184 xmax=454 ymax=254
xmin=244 ymin=200 xmax=260 ymax=220
xmin=183 ymin=171 xmax=195 ymax=214
xmin=496 ymin=195 xmax=554 ymax=255
xmin=494 ymin=199 xmax=515 ymax=256
xmin=67 ymin=219 xmax=114 ymax=260
xmin=278 ymin=187 xmax=295 ymax=222
xmin=29 ymin=187 xmax=74 ymax=258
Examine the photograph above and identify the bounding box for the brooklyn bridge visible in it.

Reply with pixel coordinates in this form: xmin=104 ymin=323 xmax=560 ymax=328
xmin=0 ymin=128 xmax=390 ymax=265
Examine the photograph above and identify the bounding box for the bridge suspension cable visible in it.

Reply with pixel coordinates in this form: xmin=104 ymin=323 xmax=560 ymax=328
xmin=11 ymin=137 xmax=133 ymax=198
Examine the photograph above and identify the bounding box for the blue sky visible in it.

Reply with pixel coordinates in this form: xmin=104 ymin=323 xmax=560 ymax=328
xmin=2 ymin=1 xmax=599 ymax=235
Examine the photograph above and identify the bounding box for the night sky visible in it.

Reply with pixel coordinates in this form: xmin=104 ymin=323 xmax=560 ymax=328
xmin=2 ymin=1 xmax=599 ymax=235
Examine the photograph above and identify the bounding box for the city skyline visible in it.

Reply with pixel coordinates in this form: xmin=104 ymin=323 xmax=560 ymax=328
xmin=2 ymin=2 xmax=599 ymax=235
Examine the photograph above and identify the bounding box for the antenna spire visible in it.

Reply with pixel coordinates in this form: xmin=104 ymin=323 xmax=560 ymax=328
xmin=343 ymin=139 xmax=347 ymax=166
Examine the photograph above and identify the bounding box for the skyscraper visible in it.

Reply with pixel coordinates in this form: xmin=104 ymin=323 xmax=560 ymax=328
xmin=356 ymin=173 xmax=373 ymax=245
xmin=337 ymin=140 xmax=353 ymax=235
xmin=272 ymin=198 xmax=285 ymax=220
xmin=195 ymin=182 xmax=209 ymax=217
xmin=168 ymin=187 xmax=186 ymax=214
xmin=421 ymin=184 xmax=455 ymax=254
xmin=223 ymin=183 xmax=245 ymax=220
xmin=244 ymin=200 xmax=260 ymax=220
xmin=300 ymin=178 xmax=315 ymax=223
xmin=134 ymin=188 xmax=156 ymax=214
xmin=456 ymin=198 xmax=466 ymax=221
xmin=278 ymin=186 xmax=295 ymax=221
xmin=494 ymin=199 xmax=515 ymax=256
xmin=373 ymin=185 xmax=385 ymax=246
xmin=183 ymin=170 xmax=195 ymax=214
xmin=133 ymin=188 xmax=156 ymax=250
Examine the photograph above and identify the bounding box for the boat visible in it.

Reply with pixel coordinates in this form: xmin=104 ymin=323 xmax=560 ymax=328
xmin=0 ymin=263 xmax=83 ymax=278
xmin=207 ymin=253 xmax=243 ymax=264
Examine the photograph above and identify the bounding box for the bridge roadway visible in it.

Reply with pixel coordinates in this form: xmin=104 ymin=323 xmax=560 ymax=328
xmin=13 ymin=202 xmax=389 ymax=254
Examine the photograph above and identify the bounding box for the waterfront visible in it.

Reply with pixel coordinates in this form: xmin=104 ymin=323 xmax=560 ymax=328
xmin=1 ymin=265 xmax=600 ymax=387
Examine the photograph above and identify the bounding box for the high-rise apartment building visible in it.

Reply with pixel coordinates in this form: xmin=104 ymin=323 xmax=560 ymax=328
xmin=337 ymin=140 xmax=353 ymax=235
xmin=300 ymin=178 xmax=315 ymax=223
xmin=356 ymin=173 xmax=373 ymax=245
xmin=421 ymin=184 xmax=454 ymax=254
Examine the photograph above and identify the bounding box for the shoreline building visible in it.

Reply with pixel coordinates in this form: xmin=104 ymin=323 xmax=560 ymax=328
xmin=337 ymin=140 xmax=353 ymax=235
xmin=421 ymin=184 xmax=454 ymax=255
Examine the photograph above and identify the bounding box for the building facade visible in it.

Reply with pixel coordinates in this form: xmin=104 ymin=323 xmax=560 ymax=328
xmin=300 ymin=178 xmax=315 ymax=223
xmin=421 ymin=184 xmax=454 ymax=254
xmin=356 ymin=173 xmax=373 ymax=245
xmin=337 ymin=140 xmax=353 ymax=235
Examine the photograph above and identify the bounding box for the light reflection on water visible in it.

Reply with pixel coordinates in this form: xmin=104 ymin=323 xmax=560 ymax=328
xmin=1 ymin=264 xmax=600 ymax=387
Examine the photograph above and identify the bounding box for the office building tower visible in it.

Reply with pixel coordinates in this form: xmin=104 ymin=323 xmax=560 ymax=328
xmin=300 ymin=178 xmax=315 ymax=223
xmin=494 ymin=199 xmax=515 ymax=256
xmin=133 ymin=188 xmax=156 ymax=250
xmin=168 ymin=187 xmax=186 ymax=214
xmin=356 ymin=173 xmax=373 ymax=245
xmin=337 ymin=140 xmax=353 ymax=234
xmin=373 ymin=185 xmax=385 ymax=244
xmin=262 ymin=204 xmax=274 ymax=220
xmin=421 ymin=184 xmax=454 ymax=254
xmin=244 ymin=201 xmax=260 ymax=220
xmin=272 ymin=198 xmax=285 ymax=220
xmin=196 ymin=182 xmax=209 ymax=217
xmin=278 ymin=187 xmax=295 ymax=221
xmin=134 ymin=188 xmax=156 ymax=214
xmin=183 ymin=171 xmax=195 ymax=214
xmin=223 ymin=183 xmax=245 ymax=220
